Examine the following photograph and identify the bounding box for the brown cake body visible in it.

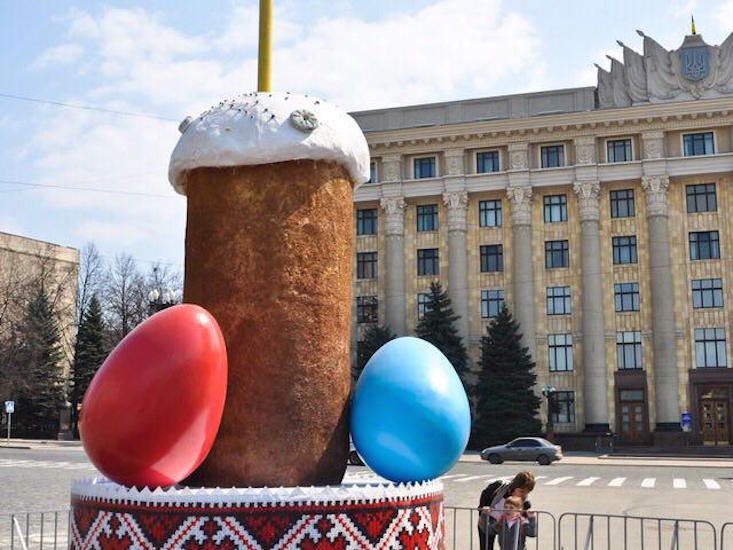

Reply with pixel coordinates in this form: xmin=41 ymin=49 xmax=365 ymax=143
xmin=183 ymin=160 xmax=353 ymax=488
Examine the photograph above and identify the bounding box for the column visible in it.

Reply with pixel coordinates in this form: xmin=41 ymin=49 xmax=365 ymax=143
xmin=443 ymin=191 xmax=469 ymax=342
xmin=642 ymin=175 xmax=681 ymax=431
xmin=380 ymin=196 xmax=406 ymax=335
xmin=381 ymin=154 xmax=402 ymax=183
xmin=507 ymin=186 xmax=536 ymax=359
xmin=574 ymin=181 xmax=609 ymax=431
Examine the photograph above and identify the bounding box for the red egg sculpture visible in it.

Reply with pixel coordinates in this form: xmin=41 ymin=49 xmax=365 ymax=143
xmin=79 ymin=304 xmax=227 ymax=487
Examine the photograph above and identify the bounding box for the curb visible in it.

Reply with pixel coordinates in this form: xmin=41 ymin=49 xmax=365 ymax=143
xmin=601 ymin=454 xmax=733 ymax=462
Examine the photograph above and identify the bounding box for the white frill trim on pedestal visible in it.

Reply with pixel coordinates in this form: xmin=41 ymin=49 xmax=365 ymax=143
xmin=71 ymin=475 xmax=444 ymax=508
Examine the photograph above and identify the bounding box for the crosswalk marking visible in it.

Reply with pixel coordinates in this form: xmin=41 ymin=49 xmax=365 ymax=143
xmin=454 ymin=475 xmax=496 ymax=483
xmin=545 ymin=476 xmax=573 ymax=486
xmin=438 ymin=474 xmax=466 ymax=480
xmin=576 ymin=477 xmax=600 ymax=486
xmin=703 ymin=479 xmax=720 ymax=490
xmin=641 ymin=478 xmax=656 ymax=488
xmin=673 ymin=478 xmax=687 ymax=489
xmin=608 ymin=477 xmax=626 ymax=487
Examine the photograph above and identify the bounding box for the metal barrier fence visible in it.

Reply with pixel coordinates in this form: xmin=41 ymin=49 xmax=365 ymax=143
xmin=444 ymin=506 xmax=556 ymax=550
xmin=1 ymin=510 xmax=70 ymax=549
xmin=558 ymin=512 xmax=717 ymax=550
xmin=722 ymin=522 xmax=733 ymax=549
xmin=1 ymin=508 xmax=728 ymax=549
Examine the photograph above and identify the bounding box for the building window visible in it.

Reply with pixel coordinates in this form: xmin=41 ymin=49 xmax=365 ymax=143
xmin=356 ymin=296 xmax=378 ymax=324
xmin=416 ymin=204 xmax=439 ymax=232
xmin=689 ymin=231 xmax=720 ymax=260
xmin=413 ymin=157 xmax=436 ymax=179
xmin=548 ymin=333 xmax=573 ymax=372
xmin=683 ymin=132 xmax=715 ymax=156
xmin=369 ymin=161 xmax=377 ymax=183
xmin=545 ymin=240 xmax=569 ymax=269
xmin=540 ymin=145 xmax=564 ymax=168
xmin=476 ymin=151 xmax=500 ymax=173
xmin=695 ymin=327 xmax=727 ymax=368
xmin=481 ymin=289 xmax=505 ymax=318
xmin=417 ymin=293 xmax=431 ymax=319
xmin=692 ymin=278 xmax=724 ymax=309
xmin=610 ymin=189 xmax=635 ymax=218
xmin=356 ymin=208 xmax=377 ymax=235
xmin=552 ymin=391 xmax=575 ymax=423
xmin=356 ymin=252 xmax=377 ymax=280
xmin=417 ymin=248 xmax=439 ymax=276
xmin=617 ymin=331 xmax=642 ymax=370
xmin=547 ymin=286 xmax=571 ymax=315
xmin=686 ymin=183 xmax=717 ymax=213
xmin=614 ymin=282 xmax=640 ymax=312
xmin=480 ymin=244 xmax=503 ymax=272
xmin=612 ymin=235 xmax=638 ymax=265
xmin=543 ymin=194 xmax=568 ymax=223
xmin=607 ymin=139 xmax=632 ymax=163
xmin=479 ymin=200 xmax=502 ymax=228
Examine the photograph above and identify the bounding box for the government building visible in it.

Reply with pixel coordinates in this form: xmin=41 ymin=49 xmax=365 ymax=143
xmin=349 ymin=29 xmax=733 ymax=448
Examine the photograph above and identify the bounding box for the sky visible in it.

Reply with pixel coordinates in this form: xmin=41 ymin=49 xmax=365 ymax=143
xmin=1 ymin=0 xmax=732 ymax=272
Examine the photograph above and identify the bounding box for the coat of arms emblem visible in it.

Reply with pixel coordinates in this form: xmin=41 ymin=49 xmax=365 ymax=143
xmin=679 ymin=46 xmax=709 ymax=81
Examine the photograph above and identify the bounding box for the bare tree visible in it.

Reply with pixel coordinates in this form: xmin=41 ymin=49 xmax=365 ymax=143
xmin=104 ymin=254 xmax=146 ymax=344
xmin=76 ymin=243 xmax=105 ymax=323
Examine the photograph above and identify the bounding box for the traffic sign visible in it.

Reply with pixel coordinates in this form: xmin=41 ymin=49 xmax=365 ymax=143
xmin=4 ymin=401 xmax=13 ymax=414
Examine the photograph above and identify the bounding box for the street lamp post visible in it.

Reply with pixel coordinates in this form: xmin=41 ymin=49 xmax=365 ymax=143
xmin=148 ymin=287 xmax=175 ymax=315
xmin=542 ymin=383 xmax=556 ymax=442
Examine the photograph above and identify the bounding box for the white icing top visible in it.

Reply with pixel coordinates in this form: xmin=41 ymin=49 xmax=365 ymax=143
xmin=71 ymin=475 xmax=443 ymax=506
xmin=168 ymin=92 xmax=370 ymax=195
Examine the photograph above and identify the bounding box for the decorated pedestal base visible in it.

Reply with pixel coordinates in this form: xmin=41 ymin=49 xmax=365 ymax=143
xmin=70 ymin=476 xmax=444 ymax=549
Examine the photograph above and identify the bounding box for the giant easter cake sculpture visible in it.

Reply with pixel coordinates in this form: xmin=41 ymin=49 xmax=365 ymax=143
xmin=70 ymin=93 xmax=469 ymax=549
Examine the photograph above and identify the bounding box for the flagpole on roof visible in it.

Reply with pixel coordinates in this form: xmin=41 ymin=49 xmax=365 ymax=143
xmin=258 ymin=0 xmax=272 ymax=92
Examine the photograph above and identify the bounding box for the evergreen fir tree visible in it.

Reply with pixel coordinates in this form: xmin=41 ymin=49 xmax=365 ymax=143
xmin=14 ymin=287 xmax=65 ymax=438
xmin=472 ymin=306 xmax=542 ymax=448
xmin=415 ymin=281 xmax=469 ymax=386
xmin=70 ymin=294 xmax=108 ymax=437
xmin=354 ymin=324 xmax=396 ymax=381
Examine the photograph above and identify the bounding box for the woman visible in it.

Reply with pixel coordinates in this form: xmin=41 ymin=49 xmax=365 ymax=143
xmin=477 ymin=471 xmax=536 ymax=550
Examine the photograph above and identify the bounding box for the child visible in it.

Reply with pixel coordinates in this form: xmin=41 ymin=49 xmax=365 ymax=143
xmin=477 ymin=472 xmax=535 ymax=550
xmin=489 ymin=496 xmax=537 ymax=550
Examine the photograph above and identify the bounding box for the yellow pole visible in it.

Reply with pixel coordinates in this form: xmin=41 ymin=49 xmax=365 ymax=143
xmin=258 ymin=0 xmax=272 ymax=92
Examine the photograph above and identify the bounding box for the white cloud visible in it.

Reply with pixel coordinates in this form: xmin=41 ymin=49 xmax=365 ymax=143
xmin=75 ymin=220 xmax=158 ymax=248
xmin=716 ymin=1 xmax=733 ymax=28
xmin=25 ymin=0 xmax=543 ymax=258
xmin=670 ymin=0 xmax=698 ymax=19
xmin=0 ymin=215 xmax=23 ymax=236
xmin=573 ymin=45 xmax=624 ymax=87
xmin=32 ymin=43 xmax=84 ymax=69
xmin=267 ymin=0 xmax=543 ymax=109
xmin=215 ymin=3 xmax=304 ymax=52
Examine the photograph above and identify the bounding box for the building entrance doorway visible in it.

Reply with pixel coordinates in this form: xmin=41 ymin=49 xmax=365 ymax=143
xmin=699 ymin=387 xmax=730 ymax=445
xmin=617 ymin=389 xmax=646 ymax=445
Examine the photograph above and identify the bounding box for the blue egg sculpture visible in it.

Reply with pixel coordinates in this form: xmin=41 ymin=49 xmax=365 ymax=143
xmin=350 ymin=336 xmax=471 ymax=482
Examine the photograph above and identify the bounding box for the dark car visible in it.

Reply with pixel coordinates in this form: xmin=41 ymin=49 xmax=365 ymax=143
xmin=480 ymin=437 xmax=562 ymax=465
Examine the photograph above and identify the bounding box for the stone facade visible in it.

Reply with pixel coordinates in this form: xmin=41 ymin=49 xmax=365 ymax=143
xmin=0 ymin=232 xmax=79 ymax=382
xmin=350 ymin=30 xmax=733 ymax=448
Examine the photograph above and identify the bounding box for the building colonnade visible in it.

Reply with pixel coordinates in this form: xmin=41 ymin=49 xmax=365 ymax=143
xmin=372 ymin=132 xmax=684 ymax=437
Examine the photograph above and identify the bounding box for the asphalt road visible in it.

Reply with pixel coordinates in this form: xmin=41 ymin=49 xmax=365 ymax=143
xmin=1 ymin=446 xmax=732 ymax=548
